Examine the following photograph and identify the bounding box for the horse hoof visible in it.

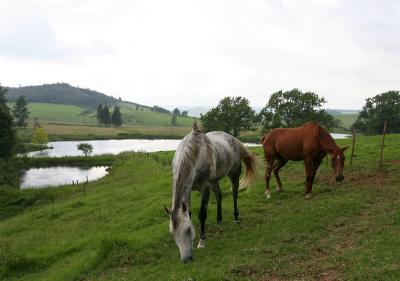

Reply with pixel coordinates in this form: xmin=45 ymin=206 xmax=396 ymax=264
xmin=265 ymin=193 xmax=271 ymax=199
xmin=276 ymin=188 xmax=282 ymax=192
xmin=305 ymin=193 xmax=312 ymax=199
xmin=233 ymin=220 xmax=240 ymax=224
xmin=197 ymin=239 xmax=206 ymax=248
xmin=217 ymin=219 xmax=222 ymax=224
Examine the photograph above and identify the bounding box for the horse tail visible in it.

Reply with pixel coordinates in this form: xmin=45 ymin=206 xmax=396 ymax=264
xmin=239 ymin=142 xmax=258 ymax=190
xmin=261 ymin=131 xmax=271 ymax=144
xmin=261 ymin=134 xmax=267 ymax=144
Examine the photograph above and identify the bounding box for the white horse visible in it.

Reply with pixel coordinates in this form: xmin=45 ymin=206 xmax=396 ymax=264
xmin=164 ymin=123 xmax=258 ymax=262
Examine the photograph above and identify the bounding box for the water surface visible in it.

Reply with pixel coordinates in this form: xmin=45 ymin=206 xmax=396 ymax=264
xmin=20 ymin=166 xmax=108 ymax=189
xmin=27 ymin=134 xmax=350 ymax=158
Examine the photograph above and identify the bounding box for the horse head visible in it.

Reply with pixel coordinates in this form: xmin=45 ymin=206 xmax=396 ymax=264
xmin=330 ymin=145 xmax=349 ymax=182
xmin=164 ymin=201 xmax=195 ymax=263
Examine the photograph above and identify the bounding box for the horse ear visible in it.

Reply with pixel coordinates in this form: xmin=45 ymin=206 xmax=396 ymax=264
xmin=341 ymin=145 xmax=349 ymax=152
xmin=326 ymin=148 xmax=334 ymax=155
xmin=164 ymin=205 xmax=172 ymax=216
xmin=181 ymin=201 xmax=187 ymax=212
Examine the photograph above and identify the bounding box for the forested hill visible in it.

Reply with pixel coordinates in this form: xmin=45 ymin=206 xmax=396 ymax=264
xmin=5 ymin=83 xmax=128 ymax=108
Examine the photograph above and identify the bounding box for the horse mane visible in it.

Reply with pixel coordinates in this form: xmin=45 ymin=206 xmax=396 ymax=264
xmin=171 ymin=126 xmax=204 ymax=227
xmin=315 ymin=123 xmax=338 ymax=153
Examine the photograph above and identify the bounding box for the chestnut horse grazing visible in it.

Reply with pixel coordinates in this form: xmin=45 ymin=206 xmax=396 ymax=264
xmin=261 ymin=121 xmax=348 ymax=199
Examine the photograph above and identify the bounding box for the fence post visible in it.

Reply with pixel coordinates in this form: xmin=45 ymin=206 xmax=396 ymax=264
xmin=350 ymin=127 xmax=356 ymax=166
xmin=379 ymin=120 xmax=387 ymax=168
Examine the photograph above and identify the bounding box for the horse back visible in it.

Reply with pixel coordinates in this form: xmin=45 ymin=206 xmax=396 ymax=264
xmin=262 ymin=122 xmax=322 ymax=161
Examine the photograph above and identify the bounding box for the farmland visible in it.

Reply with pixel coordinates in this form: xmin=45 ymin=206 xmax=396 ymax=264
xmin=1 ymin=134 xmax=399 ymax=280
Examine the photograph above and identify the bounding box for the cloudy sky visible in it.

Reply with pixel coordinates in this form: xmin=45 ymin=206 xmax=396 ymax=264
xmin=0 ymin=0 xmax=399 ymax=109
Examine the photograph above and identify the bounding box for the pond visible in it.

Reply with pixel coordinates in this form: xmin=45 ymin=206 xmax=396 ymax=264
xmin=20 ymin=166 xmax=108 ymax=189
xmin=26 ymin=134 xmax=350 ymax=158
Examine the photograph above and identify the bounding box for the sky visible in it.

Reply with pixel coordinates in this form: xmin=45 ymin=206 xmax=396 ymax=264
xmin=0 ymin=0 xmax=399 ymax=109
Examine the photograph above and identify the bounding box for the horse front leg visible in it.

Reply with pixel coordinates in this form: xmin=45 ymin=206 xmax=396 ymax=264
xmin=197 ymin=185 xmax=210 ymax=248
xmin=211 ymin=182 xmax=222 ymax=224
xmin=264 ymin=158 xmax=274 ymax=198
xmin=304 ymin=158 xmax=322 ymax=199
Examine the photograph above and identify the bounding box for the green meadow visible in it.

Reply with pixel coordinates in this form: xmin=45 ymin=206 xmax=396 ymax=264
xmin=10 ymin=102 xmax=195 ymax=142
xmin=335 ymin=113 xmax=359 ymax=130
xmin=1 ymin=134 xmax=399 ymax=280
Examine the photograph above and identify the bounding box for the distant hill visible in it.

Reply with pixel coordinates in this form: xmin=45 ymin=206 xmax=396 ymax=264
xmin=327 ymin=109 xmax=360 ymax=115
xmin=5 ymin=83 xmax=135 ymax=108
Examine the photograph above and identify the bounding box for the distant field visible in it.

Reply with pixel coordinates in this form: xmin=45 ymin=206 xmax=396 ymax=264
xmin=9 ymin=102 xmax=195 ymax=141
xmin=335 ymin=113 xmax=359 ymax=129
xmin=8 ymin=102 xmax=94 ymax=125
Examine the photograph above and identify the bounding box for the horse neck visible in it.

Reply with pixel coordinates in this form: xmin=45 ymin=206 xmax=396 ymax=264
xmin=319 ymin=127 xmax=338 ymax=154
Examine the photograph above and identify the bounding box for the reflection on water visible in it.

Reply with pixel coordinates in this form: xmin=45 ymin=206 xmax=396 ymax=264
xmin=20 ymin=166 xmax=108 ymax=189
xmin=330 ymin=133 xmax=351 ymax=139
xmin=27 ymin=139 xmax=184 ymax=158
xmin=26 ymin=135 xmax=349 ymax=158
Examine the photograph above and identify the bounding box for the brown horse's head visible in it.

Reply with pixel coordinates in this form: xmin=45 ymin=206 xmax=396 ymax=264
xmin=330 ymin=146 xmax=349 ymax=182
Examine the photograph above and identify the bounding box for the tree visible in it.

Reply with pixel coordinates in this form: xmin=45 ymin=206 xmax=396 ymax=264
xmin=171 ymin=115 xmax=178 ymax=127
xmin=32 ymin=128 xmax=48 ymax=148
xmin=200 ymin=96 xmax=256 ymax=137
xmin=173 ymin=108 xmax=181 ymax=116
xmin=111 ymin=106 xmax=122 ymax=126
xmin=12 ymin=95 xmax=30 ymax=128
xmin=77 ymin=143 xmax=93 ymax=156
xmin=181 ymin=110 xmax=188 ymax=117
xmin=0 ymin=85 xmax=16 ymax=159
xmin=96 ymin=104 xmax=104 ymax=125
xmin=103 ymin=105 xmax=111 ymax=126
xmin=352 ymin=91 xmax=400 ymax=135
xmin=0 ymin=84 xmax=8 ymax=111
xmin=152 ymin=105 xmax=170 ymax=114
xmin=259 ymin=89 xmax=340 ymax=131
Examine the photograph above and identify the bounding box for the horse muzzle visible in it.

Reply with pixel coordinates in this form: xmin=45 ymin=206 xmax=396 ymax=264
xmin=335 ymin=175 xmax=344 ymax=182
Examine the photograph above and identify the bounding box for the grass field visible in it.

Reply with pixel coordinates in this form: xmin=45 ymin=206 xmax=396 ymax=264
xmin=10 ymin=102 xmax=195 ymax=142
xmin=16 ymin=102 xmax=195 ymax=128
xmin=1 ymin=134 xmax=399 ymax=280
xmin=335 ymin=113 xmax=359 ymax=130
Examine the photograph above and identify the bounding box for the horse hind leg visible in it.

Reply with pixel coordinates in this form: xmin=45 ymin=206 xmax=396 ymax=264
xmin=229 ymin=173 xmax=240 ymax=223
xmin=274 ymin=158 xmax=288 ymax=192
xmin=211 ymin=182 xmax=222 ymax=224
xmin=264 ymin=158 xmax=274 ymax=199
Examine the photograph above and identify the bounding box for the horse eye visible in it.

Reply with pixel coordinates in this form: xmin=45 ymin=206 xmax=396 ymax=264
xmin=186 ymin=228 xmax=191 ymax=234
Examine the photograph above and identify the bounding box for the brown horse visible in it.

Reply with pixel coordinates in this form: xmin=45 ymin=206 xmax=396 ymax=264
xmin=261 ymin=121 xmax=348 ymax=199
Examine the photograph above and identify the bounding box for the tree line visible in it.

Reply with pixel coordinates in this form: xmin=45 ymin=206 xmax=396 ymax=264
xmin=96 ymin=104 xmax=122 ymax=126
xmin=200 ymin=89 xmax=400 ymax=136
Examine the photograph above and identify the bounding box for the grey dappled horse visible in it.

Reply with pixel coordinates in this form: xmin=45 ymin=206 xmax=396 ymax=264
xmin=164 ymin=123 xmax=258 ymax=263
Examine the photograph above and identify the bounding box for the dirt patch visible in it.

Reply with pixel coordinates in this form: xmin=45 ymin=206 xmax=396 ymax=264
xmin=317 ymin=170 xmax=391 ymax=187
xmin=390 ymin=159 xmax=400 ymax=165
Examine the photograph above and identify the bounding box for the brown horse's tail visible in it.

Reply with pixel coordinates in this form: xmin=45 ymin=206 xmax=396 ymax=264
xmin=239 ymin=142 xmax=258 ymax=190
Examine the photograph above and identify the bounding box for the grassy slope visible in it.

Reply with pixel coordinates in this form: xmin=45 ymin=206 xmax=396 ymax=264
xmin=335 ymin=113 xmax=359 ymax=130
xmin=11 ymin=102 xmax=195 ymax=141
xmin=1 ymin=135 xmax=399 ymax=280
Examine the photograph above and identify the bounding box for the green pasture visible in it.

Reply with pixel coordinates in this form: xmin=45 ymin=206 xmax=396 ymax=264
xmin=0 ymin=134 xmax=399 ymax=280
xmin=336 ymin=113 xmax=359 ymax=130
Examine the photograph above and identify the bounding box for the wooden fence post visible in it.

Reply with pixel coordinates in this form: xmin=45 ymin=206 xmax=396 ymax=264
xmin=379 ymin=120 xmax=387 ymax=168
xmin=350 ymin=127 xmax=356 ymax=166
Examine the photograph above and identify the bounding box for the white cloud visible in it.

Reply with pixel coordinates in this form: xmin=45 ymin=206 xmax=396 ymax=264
xmin=0 ymin=0 xmax=399 ymax=109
